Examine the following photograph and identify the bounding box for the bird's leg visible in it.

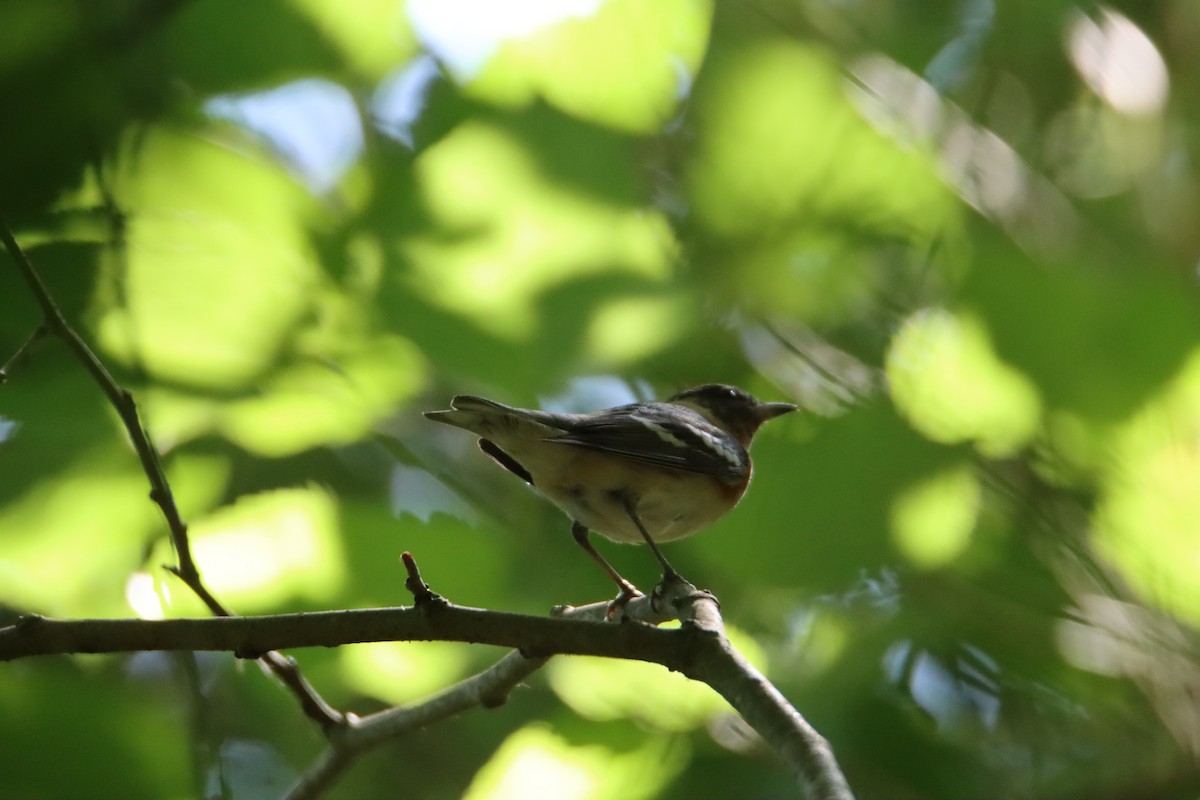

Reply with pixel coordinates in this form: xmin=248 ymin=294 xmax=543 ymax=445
xmin=620 ymin=496 xmax=679 ymax=581
xmin=620 ymin=497 xmax=696 ymax=614
xmin=571 ymin=521 xmax=643 ymax=611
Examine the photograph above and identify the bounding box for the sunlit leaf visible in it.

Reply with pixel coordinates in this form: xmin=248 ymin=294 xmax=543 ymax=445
xmin=584 ymin=294 xmax=691 ymax=366
xmin=466 ymin=0 xmax=713 ymax=133
xmin=1095 ymin=349 xmax=1200 ymax=626
xmin=339 ymin=641 xmax=471 ymax=705
xmin=967 ymin=240 xmax=1200 ymax=421
xmin=401 ymin=118 xmax=675 ymax=339
xmin=686 ymin=37 xmax=954 ymax=239
xmin=0 ymin=450 xmax=227 ymax=616
xmin=96 ymin=127 xmax=319 ymax=391
xmin=547 ymin=624 xmax=766 ymax=731
xmin=463 ymin=723 xmax=685 ymax=800
xmin=889 ymin=462 xmax=980 ymax=568
xmin=290 ymin=0 xmax=418 ymax=80
xmin=887 ymin=307 xmax=1042 ymax=456
xmin=219 ymin=334 xmax=426 ymax=456
xmin=181 ymin=486 xmax=346 ymax=612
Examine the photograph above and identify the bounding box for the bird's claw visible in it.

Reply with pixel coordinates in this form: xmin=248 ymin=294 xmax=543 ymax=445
xmin=604 ymin=583 xmax=645 ymax=621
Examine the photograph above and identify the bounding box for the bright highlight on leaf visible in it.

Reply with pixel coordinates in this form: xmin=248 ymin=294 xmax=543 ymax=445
xmin=292 ymin=0 xmax=417 ymax=80
xmin=585 ymin=295 xmax=689 ymax=365
xmin=0 ymin=451 xmax=225 ymax=617
xmin=218 ymin=335 xmax=426 ymax=457
xmin=1095 ymin=349 xmax=1200 ymax=627
xmin=463 ymin=724 xmax=683 ymax=800
xmin=686 ymin=38 xmax=953 ymax=238
xmin=339 ymin=641 xmax=470 ymax=705
xmin=124 ymin=572 xmax=166 ymax=620
xmin=889 ymin=464 xmax=980 ymax=568
xmin=95 ymin=128 xmax=319 ymax=391
xmin=412 ymin=0 xmax=712 ymax=133
xmin=404 ymin=120 xmax=675 ymax=339
xmin=189 ymin=487 xmax=345 ymax=611
xmin=547 ymin=625 xmax=766 ymax=731
xmin=887 ymin=308 xmax=1041 ymax=456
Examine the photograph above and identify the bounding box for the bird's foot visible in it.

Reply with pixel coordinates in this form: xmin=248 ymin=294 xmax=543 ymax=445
xmin=650 ymin=570 xmax=720 ymax=616
xmin=604 ymin=581 xmax=645 ymax=621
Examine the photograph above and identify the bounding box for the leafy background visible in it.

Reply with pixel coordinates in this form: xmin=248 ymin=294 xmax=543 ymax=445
xmin=2 ymin=1 xmax=1200 ymax=798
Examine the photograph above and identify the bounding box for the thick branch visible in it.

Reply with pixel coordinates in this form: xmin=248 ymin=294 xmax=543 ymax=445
xmin=666 ymin=587 xmax=853 ymax=800
xmin=683 ymin=628 xmax=853 ymax=798
xmin=2 ymin=220 xmax=854 ymax=799
xmin=0 ymin=605 xmax=679 ymax=663
xmin=0 ymin=582 xmax=856 ymax=800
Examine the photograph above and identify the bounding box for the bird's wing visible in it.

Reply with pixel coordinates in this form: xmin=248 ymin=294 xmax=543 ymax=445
xmin=549 ymin=404 xmax=748 ymax=481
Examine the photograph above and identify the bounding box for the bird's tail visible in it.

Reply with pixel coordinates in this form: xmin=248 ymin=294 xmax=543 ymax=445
xmin=423 ymin=396 xmax=561 ymax=438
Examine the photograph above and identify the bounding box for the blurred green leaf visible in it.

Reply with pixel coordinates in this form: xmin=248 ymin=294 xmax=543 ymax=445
xmin=1095 ymin=349 xmax=1200 ymax=626
xmin=292 ymin=0 xmax=418 ymax=81
xmin=547 ymin=624 xmax=765 ymax=732
xmin=167 ymin=486 xmax=346 ymax=614
xmin=5 ymin=1 xmax=1200 ymax=798
xmin=161 ymin=0 xmax=344 ymax=93
xmin=463 ymin=723 xmax=685 ymax=800
xmin=686 ymin=37 xmax=953 ymax=240
xmin=0 ymin=659 xmax=190 ymax=799
xmin=96 ymin=127 xmax=319 ymax=390
xmin=466 ymin=0 xmax=713 ymax=133
xmin=966 ymin=234 xmax=1200 ymax=422
xmin=887 ymin=307 xmax=1041 ymax=455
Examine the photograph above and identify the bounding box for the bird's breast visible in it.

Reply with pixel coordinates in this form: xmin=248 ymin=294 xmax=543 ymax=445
xmin=530 ymin=449 xmax=750 ymax=544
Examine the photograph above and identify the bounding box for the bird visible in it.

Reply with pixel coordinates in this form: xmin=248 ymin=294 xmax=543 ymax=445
xmin=423 ymin=383 xmax=796 ymax=605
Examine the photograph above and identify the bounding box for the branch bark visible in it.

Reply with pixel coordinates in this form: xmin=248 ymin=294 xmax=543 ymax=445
xmin=1 ymin=216 xmax=343 ymax=730
xmin=285 ymin=650 xmax=548 ymax=800
xmin=0 ymin=603 xmax=684 ymax=663
xmin=0 ymin=578 xmax=855 ymax=800
xmin=1 ymin=221 xmax=854 ymax=800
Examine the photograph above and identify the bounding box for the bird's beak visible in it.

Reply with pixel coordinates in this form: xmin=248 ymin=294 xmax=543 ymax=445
xmin=755 ymin=401 xmax=798 ymax=421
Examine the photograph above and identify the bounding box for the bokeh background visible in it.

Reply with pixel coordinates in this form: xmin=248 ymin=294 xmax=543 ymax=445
xmin=2 ymin=1 xmax=1200 ymax=798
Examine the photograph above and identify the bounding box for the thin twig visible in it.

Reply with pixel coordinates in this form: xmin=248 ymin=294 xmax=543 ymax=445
xmin=0 ymin=217 xmax=201 ymax=589
xmin=285 ymin=650 xmax=548 ymax=800
xmin=401 ymin=551 xmax=443 ymax=606
xmin=0 ymin=216 xmax=344 ymax=731
xmin=0 ymin=324 xmax=49 ymax=383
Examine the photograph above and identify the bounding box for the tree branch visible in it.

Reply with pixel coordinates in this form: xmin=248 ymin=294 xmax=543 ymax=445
xmin=0 ymin=604 xmax=678 ymax=663
xmin=285 ymin=650 xmax=549 ymax=800
xmin=1 ymin=220 xmax=854 ymax=799
xmin=0 ymin=577 xmax=855 ymax=800
xmin=0 ymin=323 xmax=48 ymax=383
xmin=669 ymin=588 xmax=854 ymax=800
xmin=0 ymin=216 xmax=212 ymax=607
xmin=0 ymin=216 xmax=344 ymax=731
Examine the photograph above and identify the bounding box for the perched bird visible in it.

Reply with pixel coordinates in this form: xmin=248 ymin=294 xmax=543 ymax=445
xmin=424 ymin=384 xmax=796 ymax=604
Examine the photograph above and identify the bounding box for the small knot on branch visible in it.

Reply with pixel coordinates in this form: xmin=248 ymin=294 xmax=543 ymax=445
xmin=401 ymin=552 xmax=445 ymax=608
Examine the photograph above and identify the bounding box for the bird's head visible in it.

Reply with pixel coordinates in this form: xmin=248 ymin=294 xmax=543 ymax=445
xmin=669 ymin=384 xmax=796 ymax=447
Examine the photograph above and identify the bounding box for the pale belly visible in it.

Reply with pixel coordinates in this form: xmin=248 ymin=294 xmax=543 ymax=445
xmin=522 ymin=447 xmax=743 ymax=544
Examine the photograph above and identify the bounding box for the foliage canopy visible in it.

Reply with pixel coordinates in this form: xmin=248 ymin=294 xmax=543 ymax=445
xmin=2 ymin=1 xmax=1199 ymax=798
